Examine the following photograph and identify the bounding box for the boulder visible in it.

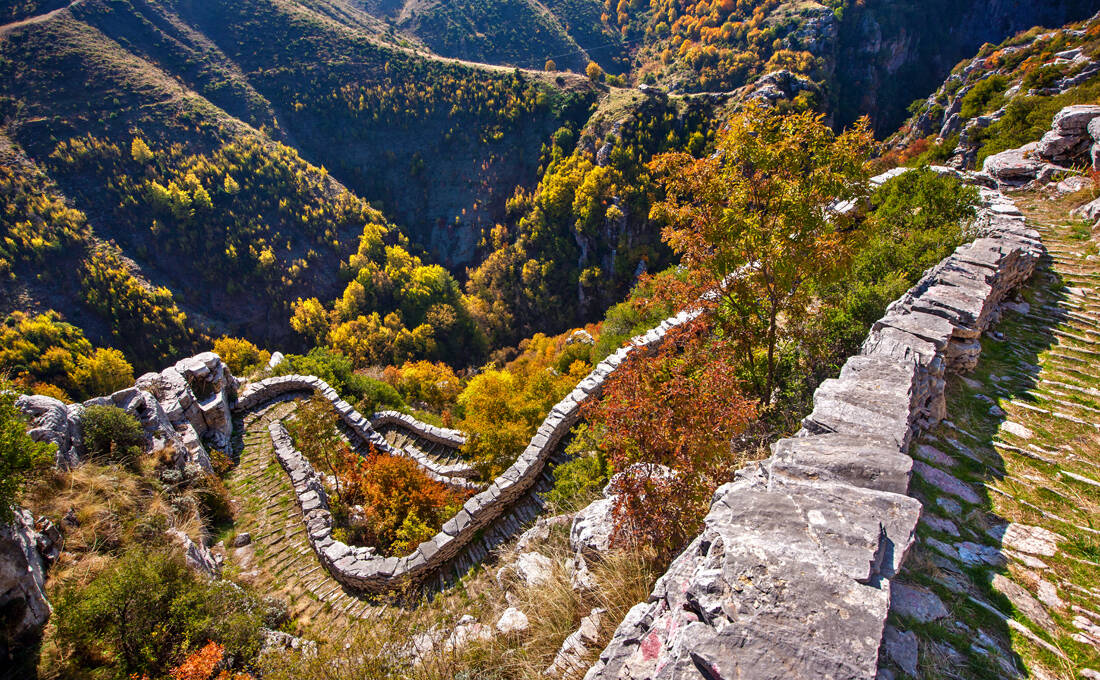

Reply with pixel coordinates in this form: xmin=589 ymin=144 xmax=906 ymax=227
xmin=882 ymin=626 xmax=919 ymax=677
xmin=0 ymin=508 xmax=51 ymax=660
xmin=15 ymin=394 xmax=79 ymax=467
xmin=166 ymin=528 xmax=221 ymax=578
xmin=445 ymin=614 xmax=493 ymax=652
xmin=566 ymin=329 xmax=595 ymax=346
xmin=982 ymin=145 xmax=1052 ymax=186
xmin=495 ymin=607 xmax=530 ymax=635
xmin=569 ymin=498 xmax=615 ymax=558
xmin=1071 ymin=196 xmax=1100 ymax=222
xmin=1052 ymin=104 xmax=1100 ymax=134
xmin=512 ymin=552 xmax=554 ymax=587
xmin=1037 ymin=129 xmax=1091 ymax=162
xmin=890 ymin=582 xmax=948 ymax=623
xmin=544 ymin=607 xmax=603 ymax=678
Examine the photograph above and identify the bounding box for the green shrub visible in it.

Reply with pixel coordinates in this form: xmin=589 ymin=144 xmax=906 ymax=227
xmin=81 ymin=404 xmax=144 ymax=464
xmin=0 ymin=384 xmax=54 ymax=521
xmin=273 ymin=347 xmax=401 ymax=410
xmin=347 ymin=373 xmax=406 ymax=415
xmin=959 ymin=75 xmax=1009 ymax=119
xmin=53 ymin=548 xmax=267 ymax=679
xmin=545 ymin=425 xmax=610 ymax=512
xmin=807 ymin=169 xmax=977 ymax=370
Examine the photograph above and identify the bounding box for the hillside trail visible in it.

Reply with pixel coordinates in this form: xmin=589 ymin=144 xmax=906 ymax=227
xmin=225 ymin=398 xmax=382 ymax=640
xmin=0 ymin=0 xmax=84 ymax=36
xmin=223 ymin=392 xmax=563 ymax=641
xmin=881 ymin=193 xmax=1100 ymax=679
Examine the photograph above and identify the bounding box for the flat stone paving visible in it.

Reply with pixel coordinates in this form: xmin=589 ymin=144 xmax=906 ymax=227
xmin=225 ymin=399 xmax=380 ymax=638
xmin=881 ymin=195 xmax=1100 ymax=680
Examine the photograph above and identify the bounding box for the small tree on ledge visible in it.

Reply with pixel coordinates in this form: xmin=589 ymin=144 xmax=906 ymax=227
xmin=649 ymin=104 xmax=874 ymax=403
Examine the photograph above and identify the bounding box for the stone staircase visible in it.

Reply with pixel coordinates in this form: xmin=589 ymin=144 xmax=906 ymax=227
xmin=225 ymin=392 xmax=573 ymax=627
xmin=224 ymin=397 xmax=378 ymax=638
xmin=879 ymin=197 xmax=1100 ymax=680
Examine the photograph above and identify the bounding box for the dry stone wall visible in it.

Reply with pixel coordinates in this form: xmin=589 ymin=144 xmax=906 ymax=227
xmin=252 ymin=306 xmax=704 ymax=593
xmin=369 ymin=410 xmax=466 ymax=448
xmin=233 ymin=376 xmax=477 ymax=488
xmin=581 ymin=184 xmax=1042 ymax=680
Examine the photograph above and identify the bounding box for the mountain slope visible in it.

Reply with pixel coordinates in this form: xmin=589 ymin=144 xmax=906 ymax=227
xmin=0 ymin=0 xmax=593 ymax=366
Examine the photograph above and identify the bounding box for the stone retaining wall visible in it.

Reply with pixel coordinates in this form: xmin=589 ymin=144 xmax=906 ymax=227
xmin=581 ymin=185 xmax=1042 ymax=680
xmin=369 ymin=410 xmax=466 ymax=448
xmin=256 ymin=306 xmax=704 ymax=592
xmin=233 ymin=376 xmax=477 ymax=488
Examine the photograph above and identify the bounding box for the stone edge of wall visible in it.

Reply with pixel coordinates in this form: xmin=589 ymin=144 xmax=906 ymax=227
xmin=581 ymin=185 xmax=1043 ymax=679
xmin=254 ymin=307 xmax=704 ymax=592
xmin=369 ymin=410 xmax=467 ymax=448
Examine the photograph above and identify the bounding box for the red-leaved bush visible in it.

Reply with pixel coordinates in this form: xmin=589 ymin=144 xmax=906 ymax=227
xmin=586 ymin=322 xmax=757 ymax=560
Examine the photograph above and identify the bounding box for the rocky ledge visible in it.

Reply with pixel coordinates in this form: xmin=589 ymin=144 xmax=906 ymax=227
xmin=16 ymin=351 xmax=238 ymax=472
xmin=582 ymin=182 xmax=1041 ymax=680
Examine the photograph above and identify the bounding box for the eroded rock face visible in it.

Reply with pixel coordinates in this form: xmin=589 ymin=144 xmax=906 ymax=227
xmin=17 ymin=353 xmax=239 ymax=474
xmin=0 ymin=509 xmax=51 ymax=663
xmin=569 ymin=498 xmax=615 ymax=559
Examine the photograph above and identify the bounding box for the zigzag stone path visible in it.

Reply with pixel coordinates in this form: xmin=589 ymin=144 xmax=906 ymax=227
xmin=224 ymin=398 xmax=378 ymax=630
xmin=876 ymin=195 xmax=1100 ymax=680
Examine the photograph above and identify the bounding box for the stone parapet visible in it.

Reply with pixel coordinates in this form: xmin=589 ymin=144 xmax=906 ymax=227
xmin=582 ymin=184 xmax=1041 ymax=680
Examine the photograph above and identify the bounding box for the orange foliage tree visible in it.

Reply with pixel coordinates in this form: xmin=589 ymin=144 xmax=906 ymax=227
xmin=169 ymin=641 xmax=253 ymax=680
xmin=649 ymin=104 xmax=873 ymax=401
xmin=586 ymin=323 xmax=756 ymax=559
xmin=338 ymin=448 xmax=468 ymax=554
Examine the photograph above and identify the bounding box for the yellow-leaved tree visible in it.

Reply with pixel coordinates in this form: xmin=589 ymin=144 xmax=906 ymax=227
xmin=649 ymin=104 xmax=873 ymax=402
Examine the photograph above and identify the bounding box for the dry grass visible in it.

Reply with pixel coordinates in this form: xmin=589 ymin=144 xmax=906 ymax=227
xmin=258 ymin=525 xmax=661 ymax=680
xmin=21 ymin=453 xmax=224 ymax=592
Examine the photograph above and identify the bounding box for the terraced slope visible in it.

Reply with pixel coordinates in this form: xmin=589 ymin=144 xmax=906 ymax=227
xmin=881 ymin=194 xmax=1100 ymax=680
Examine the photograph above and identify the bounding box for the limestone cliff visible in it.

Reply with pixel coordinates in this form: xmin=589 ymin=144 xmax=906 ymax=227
xmin=832 ymin=0 xmax=1100 ymax=134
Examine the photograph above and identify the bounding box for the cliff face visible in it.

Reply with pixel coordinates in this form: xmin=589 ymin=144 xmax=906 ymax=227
xmin=832 ymin=0 xmax=1099 ymax=134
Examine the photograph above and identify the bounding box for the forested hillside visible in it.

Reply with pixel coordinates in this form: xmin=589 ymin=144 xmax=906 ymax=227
xmin=2 ymin=0 xmax=1098 ymax=374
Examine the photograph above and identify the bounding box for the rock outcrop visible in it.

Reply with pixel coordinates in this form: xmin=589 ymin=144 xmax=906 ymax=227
xmin=583 ymin=180 xmax=1041 ymax=680
xmin=0 ymin=509 xmax=51 ymax=663
xmin=17 ymin=352 xmax=238 ymax=472
xmin=982 ymin=104 xmax=1100 ymax=190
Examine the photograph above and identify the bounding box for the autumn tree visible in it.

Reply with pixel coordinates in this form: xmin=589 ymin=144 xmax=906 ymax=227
xmin=72 ymin=347 xmax=134 ymax=398
xmin=649 ymin=104 xmax=873 ymax=402
xmin=382 ymin=361 xmax=462 ymax=412
xmin=586 ymin=61 xmax=604 ymax=82
xmin=130 ymin=137 xmax=154 ymax=164
xmin=545 ymin=59 xmax=557 ymax=71
xmin=290 ymin=298 xmax=330 ymax=345
xmin=212 ymin=336 xmax=270 ymax=376
xmin=585 ymin=324 xmax=756 ymax=559
xmin=286 ymin=396 xmax=347 ymax=502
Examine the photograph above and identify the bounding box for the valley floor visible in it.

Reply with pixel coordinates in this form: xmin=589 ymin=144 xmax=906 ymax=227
xmin=881 ymin=192 xmax=1100 ymax=679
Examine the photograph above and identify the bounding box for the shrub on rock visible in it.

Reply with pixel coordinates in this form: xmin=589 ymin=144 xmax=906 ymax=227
xmin=80 ymin=404 xmax=144 ymax=464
